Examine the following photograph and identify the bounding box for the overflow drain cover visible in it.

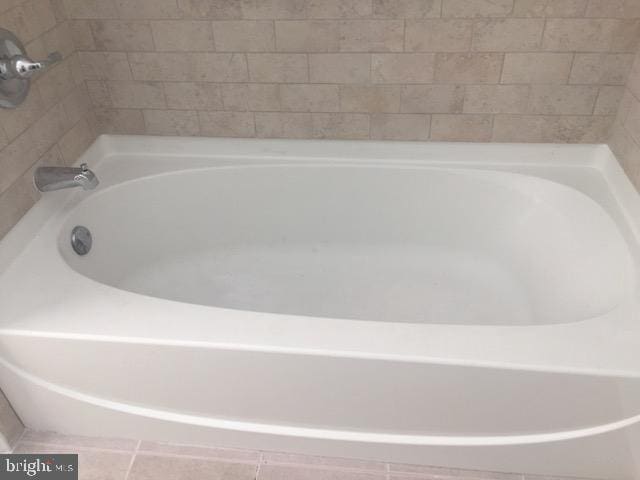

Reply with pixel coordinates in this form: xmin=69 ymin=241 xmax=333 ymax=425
xmin=71 ymin=226 xmax=92 ymax=255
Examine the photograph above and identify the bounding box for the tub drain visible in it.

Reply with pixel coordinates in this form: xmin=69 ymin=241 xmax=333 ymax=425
xmin=71 ymin=226 xmax=92 ymax=255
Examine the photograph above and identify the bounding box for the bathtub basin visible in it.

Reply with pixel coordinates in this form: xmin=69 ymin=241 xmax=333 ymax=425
xmin=1 ymin=136 xmax=640 ymax=479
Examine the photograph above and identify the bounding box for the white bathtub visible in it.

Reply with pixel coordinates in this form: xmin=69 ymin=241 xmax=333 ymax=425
xmin=1 ymin=136 xmax=640 ymax=479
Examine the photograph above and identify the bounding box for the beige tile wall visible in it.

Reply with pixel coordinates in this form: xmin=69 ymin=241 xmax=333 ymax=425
xmin=0 ymin=0 xmax=97 ymax=239
xmin=67 ymin=0 xmax=639 ymax=143
xmin=1 ymin=1 xmax=640 ymax=237
xmin=609 ymin=46 xmax=640 ymax=188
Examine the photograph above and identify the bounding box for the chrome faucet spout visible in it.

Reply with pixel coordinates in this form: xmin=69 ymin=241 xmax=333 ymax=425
xmin=34 ymin=163 xmax=99 ymax=192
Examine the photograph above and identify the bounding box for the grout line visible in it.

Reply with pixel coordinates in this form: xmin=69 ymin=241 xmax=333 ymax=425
xmin=17 ymin=440 xmax=139 ymax=455
xmin=84 ymin=106 xmax=617 ymax=118
xmin=258 ymin=461 xmax=388 ymax=475
xmin=567 ymin=52 xmax=577 ymax=85
xmin=123 ymin=440 xmax=140 ymax=480
xmin=255 ymin=452 xmax=264 ymax=480
xmin=134 ymin=452 xmax=259 ymax=465
xmin=10 ymin=428 xmax=27 ymax=453
xmin=209 ymin=21 xmax=217 ymax=52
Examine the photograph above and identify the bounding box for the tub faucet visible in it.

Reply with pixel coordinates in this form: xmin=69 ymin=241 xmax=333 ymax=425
xmin=34 ymin=163 xmax=99 ymax=192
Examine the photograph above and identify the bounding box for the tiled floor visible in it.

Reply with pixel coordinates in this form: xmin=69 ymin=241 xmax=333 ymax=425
xmin=12 ymin=430 xmax=591 ymax=480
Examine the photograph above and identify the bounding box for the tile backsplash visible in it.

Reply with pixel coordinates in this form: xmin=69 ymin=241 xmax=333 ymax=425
xmin=609 ymin=49 xmax=640 ymax=187
xmin=72 ymin=0 xmax=639 ymax=142
xmin=0 ymin=0 xmax=97 ymax=238
xmin=1 ymin=0 xmax=640 ymax=239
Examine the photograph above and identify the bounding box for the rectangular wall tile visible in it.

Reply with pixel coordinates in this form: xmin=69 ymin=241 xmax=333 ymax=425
xmin=400 ymin=85 xmax=464 ymax=113
xmin=442 ymin=0 xmax=514 ymax=18
xmin=144 ymin=109 xmax=201 ymax=136
xmin=116 ymin=0 xmax=182 ymax=19
xmin=372 ymin=0 xmax=441 ymax=19
xmin=280 ymin=84 xmax=340 ymax=112
xmin=513 ymin=0 xmax=588 ymax=17
xmin=241 ymin=0 xmax=308 ymax=20
xmin=0 ymin=87 xmax=45 ymax=141
xmin=627 ymin=53 xmax=640 ymax=100
xmin=431 ymin=114 xmax=493 ymax=141
xmin=58 ymin=118 xmax=95 ymax=164
xmin=36 ymin=62 xmax=76 ymax=110
xmin=495 ymin=114 xmax=613 ymax=142
xmin=338 ymin=20 xmax=404 ymax=52
xmin=86 ymin=80 xmax=112 ymax=107
xmin=63 ymin=0 xmax=118 ymax=19
xmin=586 ymin=0 xmax=640 ymax=19
xmin=192 ymin=53 xmax=249 ymax=82
xmin=501 ymin=53 xmax=573 ymax=84
xmin=221 ymin=84 xmax=282 ymax=111
xmin=106 ymin=81 xmax=166 ymax=108
xmin=372 ymin=54 xmax=436 ymax=83
xmin=198 ymin=111 xmax=256 ymax=137
xmin=215 ymin=21 xmax=276 ymax=52
xmin=339 ymin=85 xmax=402 ymax=113
xmin=624 ymin=93 xmax=640 ymax=144
xmin=151 ymin=21 xmax=214 ymax=51
xmin=569 ymin=53 xmax=635 ymax=85
xmin=309 ymin=54 xmax=371 ymax=83
xmin=29 ymin=103 xmax=72 ymax=158
xmin=163 ymin=82 xmax=224 ymax=110
xmin=62 ymin=86 xmax=92 ymax=124
xmin=435 ymin=53 xmax=504 ymax=84
xmin=90 ymin=20 xmax=155 ymax=51
xmin=370 ymin=113 xmax=431 ymax=140
xmin=312 ymin=113 xmax=370 ymax=139
xmin=78 ymin=52 xmax=132 ymax=80
xmin=248 ymin=53 xmax=308 ymax=82
xmin=528 ymin=85 xmax=599 ymax=114
xmin=464 ymin=85 xmax=531 ymax=114
xmin=308 ymin=1 xmax=373 ymax=19
xmin=472 ymin=19 xmax=545 ymax=51
xmin=178 ymin=0 xmax=243 ymax=19
xmin=543 ymin=19 xmax=640 ymax=52
xmin=129 ymin=52 xmax=192 ymax=81
xmin=275 ymin=20 xmax=339 ymax=52
xmin=69 ymin=20 xmax=96 ymax=50
xmin=405 ymin=19 xmax=473 ymax=52
xmin=595 ymin=86 xmax=625 ymax=115
xmin=255 ymin=112 xmax=314 ymax=138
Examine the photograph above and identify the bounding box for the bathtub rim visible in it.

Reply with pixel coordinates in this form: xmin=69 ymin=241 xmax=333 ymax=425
xmin=1 ymin=136 xmax=640 ymax=379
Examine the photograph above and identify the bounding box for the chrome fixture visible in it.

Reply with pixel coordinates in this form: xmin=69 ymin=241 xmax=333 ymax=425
xmin=34 ymin=163 xmax=99 ymax=192
xmin=71 ymin=226 xmax=92 ymax=256
xmin=0 ymin=28 xmax=62 ymax=108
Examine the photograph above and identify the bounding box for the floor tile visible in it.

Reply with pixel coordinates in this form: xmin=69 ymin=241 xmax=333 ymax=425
xmin=128 ymin=454 xmax=257 ymax=480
